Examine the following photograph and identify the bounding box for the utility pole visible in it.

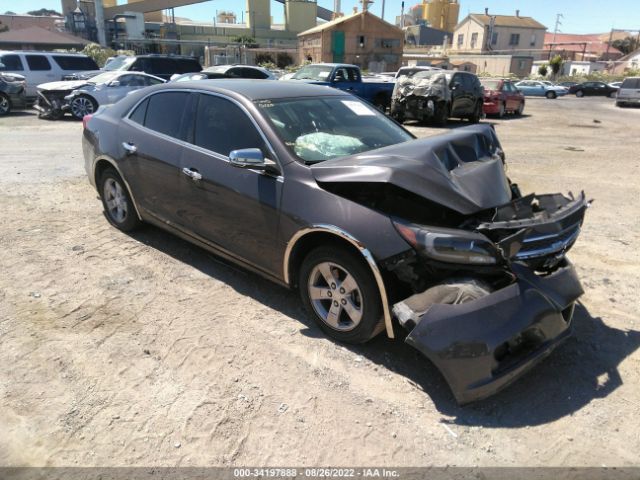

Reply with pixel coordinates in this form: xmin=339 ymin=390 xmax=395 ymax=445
xmin=400 ymin=1 xmax=404 ymax=29
xmin=381 ymin=0 xmax=385 ymax=21
xmin=94 ymin=0 xmax=106 ymax=47
xmin=606 ymin=27 xmax=614 ymax=58
xmin=552 ymin=13 xmax=563 ymax=44
xmin=551 ymin=13 xmax=563 ymax=60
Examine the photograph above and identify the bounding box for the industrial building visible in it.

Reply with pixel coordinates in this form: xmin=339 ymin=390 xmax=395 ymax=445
xmin=58 ymin=0 xmax=322 ymax=63
xmin=297 ymin=10 xmax=404 ymax=72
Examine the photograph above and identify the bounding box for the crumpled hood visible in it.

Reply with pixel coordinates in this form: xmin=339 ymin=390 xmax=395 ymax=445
xmin=310 ymin=124 xmax=512 ymax=215
xmin=393 ymin=72 xmax=450 ymax=101
xmin=37 ymin=80 xmax=88 ymax=91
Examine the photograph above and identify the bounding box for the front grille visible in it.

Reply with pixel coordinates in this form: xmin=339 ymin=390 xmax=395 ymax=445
xmin=515 ymin=223 xmax=581 ymax=260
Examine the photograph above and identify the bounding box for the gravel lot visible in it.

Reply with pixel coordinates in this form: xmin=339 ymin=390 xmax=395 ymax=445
xmin=1 ymin=96 xmax=639 ymax=467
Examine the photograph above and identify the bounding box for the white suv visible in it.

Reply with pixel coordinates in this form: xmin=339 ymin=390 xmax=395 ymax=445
xmin=0 ymin=51 xmax=98 ymax=100
xmin=616 ymin=77 xmax=640 ymax=107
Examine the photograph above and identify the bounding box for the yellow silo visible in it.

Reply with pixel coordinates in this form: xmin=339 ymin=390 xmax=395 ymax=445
xmin=422 ymin=0 xmax=459 ymax=33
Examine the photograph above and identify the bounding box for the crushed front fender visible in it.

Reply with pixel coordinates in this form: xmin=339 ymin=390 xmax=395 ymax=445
xmin=404 ymin=260 xmax=583 ymax=404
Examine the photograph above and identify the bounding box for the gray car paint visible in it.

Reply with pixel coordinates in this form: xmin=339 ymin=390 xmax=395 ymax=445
xmin=83 ymin=80 xmax=588 ymax=404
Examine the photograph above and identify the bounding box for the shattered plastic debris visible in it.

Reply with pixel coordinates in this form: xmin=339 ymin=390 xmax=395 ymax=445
xmin=392 ymin=72 xmax=451 ymax=103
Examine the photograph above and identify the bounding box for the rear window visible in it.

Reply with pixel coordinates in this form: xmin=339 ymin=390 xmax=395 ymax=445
xmin=621 ymin=78 xmax=640 ymax=89
xmin=25 ymin=55 xmax=51 ymax=71
xmin=0 ymin=54 xmax=24 ymax=71
xmin=52 ymin=55 xmax=99 ymax=71
xmin=143 ymin=92 xmax=189 ymax=139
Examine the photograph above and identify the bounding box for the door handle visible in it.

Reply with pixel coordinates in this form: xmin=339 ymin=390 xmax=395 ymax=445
xmin=182 ymin=167 xmax=202 ymax=181
xmin=122 ymin=142 xmax=137 ymax=155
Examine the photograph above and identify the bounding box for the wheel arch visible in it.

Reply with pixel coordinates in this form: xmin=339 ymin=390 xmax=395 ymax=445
xmin=283 ymin=225 xmax=394 ymax=339
xmin=93 ymin=156 xmax=143 ymax=221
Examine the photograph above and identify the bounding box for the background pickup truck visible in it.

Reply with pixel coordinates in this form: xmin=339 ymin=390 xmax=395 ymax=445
xmin=289 ymin=63 xmax=394 ymax=110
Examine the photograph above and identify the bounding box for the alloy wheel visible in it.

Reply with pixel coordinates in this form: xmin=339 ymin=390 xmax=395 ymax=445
xmin=71 ymin=96 xmax=95 ymax=118
xmin=307 ymin=261 xmax=363 ymax=332
xmin=103 ymin=177 xmax=128 ymax=224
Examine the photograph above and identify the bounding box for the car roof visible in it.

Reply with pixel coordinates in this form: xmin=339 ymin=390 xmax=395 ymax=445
xmin=153 ymin=79 xmax=347 ymax=100
xmin=205 ymin=64 xmax=266 ymax=72
xmin=0 ymin=50 xmax=89 ymax=57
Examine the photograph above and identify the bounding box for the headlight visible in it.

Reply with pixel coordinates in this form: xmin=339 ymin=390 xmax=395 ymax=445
xmin=400 ymin=84 xmax=414 ymax=96
xmin=393 ymin=220 xmax=501 ymax=265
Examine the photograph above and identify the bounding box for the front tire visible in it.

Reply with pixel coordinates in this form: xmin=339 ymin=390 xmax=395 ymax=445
xmin=299 ymin=246 xmax=383 ymax=344
xmin=609 ymin=91 xmax=617 ymax=98
xmin=0 ymin=93 xmax=11 ymax=115
xmin=497 ymin=102 xmax=505 ymax=118
xmin=575 ymin=90 xmax=584 ymax=98
xmin=434 ymin=102 xmax=449 ymax=126
xmin=468 ymin=101 xmax=482 ymax=123
xmin=98 ymin=168 xmax=140 ymax=232
xmin=70 ymin=94 xmax=98 ymax=120
xmin=515 ymin=100 xmax=525 ymax=115
xmin=546 ymin=91 xmax=557 ymax=99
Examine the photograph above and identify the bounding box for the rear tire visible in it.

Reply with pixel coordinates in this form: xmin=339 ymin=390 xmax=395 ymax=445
xmin=299 ymin=246 xmax=383 ymax=344
xmin=98 ymin=168 xmax=141 ymax=232
xmin=0 ymin=93 xmax=11 ymax=115
xmin=609 ymin=91 xmax=617 ymax=98
xmin=546 ymin=91 xmax=557 ymax=99
xmin=497 ymin=102 xmax=505 ymax=118
xmin=515 ymin=101 xmax=525 ymax=116
xmin=575 ymin=90 xmax=584 ymax=98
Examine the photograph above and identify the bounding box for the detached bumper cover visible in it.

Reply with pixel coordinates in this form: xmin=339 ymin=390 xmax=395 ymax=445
xmin=405 ymin=261 xmax=583 ymax=404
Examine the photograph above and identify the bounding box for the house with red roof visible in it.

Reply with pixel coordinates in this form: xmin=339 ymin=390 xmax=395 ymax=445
xmin=543 ymin=32 xmax=623 ymax=61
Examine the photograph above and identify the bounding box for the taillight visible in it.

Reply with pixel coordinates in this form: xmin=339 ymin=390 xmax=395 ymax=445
xmin=82 ymin=114 xmax=93 ymax=129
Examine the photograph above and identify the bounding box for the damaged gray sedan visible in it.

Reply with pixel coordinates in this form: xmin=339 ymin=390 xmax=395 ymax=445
xmin=82 ymin=81 xmax=588 ymax=404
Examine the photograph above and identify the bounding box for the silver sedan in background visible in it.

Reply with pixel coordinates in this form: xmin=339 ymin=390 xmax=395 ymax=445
xmin=36 ymin=71 xmax=164 ymax=120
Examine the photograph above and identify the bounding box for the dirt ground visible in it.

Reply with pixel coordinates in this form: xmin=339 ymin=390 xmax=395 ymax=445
xmin=0 ymin=96 xmax=639 ymax=467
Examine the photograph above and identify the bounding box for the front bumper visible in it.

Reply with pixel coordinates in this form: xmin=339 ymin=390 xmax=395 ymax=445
xmin=403 ymin=260 xmax=583 ymax=404
xmin=391 ymin=95 xmax=440 ymax=120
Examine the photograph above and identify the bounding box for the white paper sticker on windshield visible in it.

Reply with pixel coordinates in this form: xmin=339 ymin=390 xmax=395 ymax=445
xmin=318 ymin=71 xmax=331 ymax=79
xmin=341 ymin=100 xmax=376 ymax=116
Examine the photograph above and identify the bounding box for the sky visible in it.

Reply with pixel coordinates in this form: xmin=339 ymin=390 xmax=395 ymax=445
xmin=2 ymin=0 xmax=640 ymax=34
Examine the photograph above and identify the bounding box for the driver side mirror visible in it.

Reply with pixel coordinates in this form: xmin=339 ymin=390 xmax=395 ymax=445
xmin=108 ymin=80 xmax=120 ymax=87
xmin=452 ymin=82 xmax=462 ymax=90
xmin=229 ymin=148 xmax=278 ymax=173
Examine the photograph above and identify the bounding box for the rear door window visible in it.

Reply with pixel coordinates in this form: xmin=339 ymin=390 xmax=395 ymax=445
xmin=25 ymin=55 xmax=52 ymax=71
xmin=241 ymin=68 xmax=268 ymax=79
xmin=176 ymin=59 xmax=201 ymax=73
xmin=0 ymin=54 xmax=24 ymax=71
xmin=129 ymin=98 xmax=149 ymax=125
xmin=52 ymin=55 xmax=98 ymax=71
xmin=149 ymin=58 xmax=176 ymax=76
xmin=193 ymin=94 xmax=266 ymax=157
xmin=144 ymin=92 xmax=189 ymax=139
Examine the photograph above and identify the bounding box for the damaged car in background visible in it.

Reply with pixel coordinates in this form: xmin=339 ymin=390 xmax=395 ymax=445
xmin=83 ymin=81 xmax=588 ymax=404
xmin=391 ymin=70 xmax=484 ymax=125
xmin=36 ymin=71 xmax=164 ymax=120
